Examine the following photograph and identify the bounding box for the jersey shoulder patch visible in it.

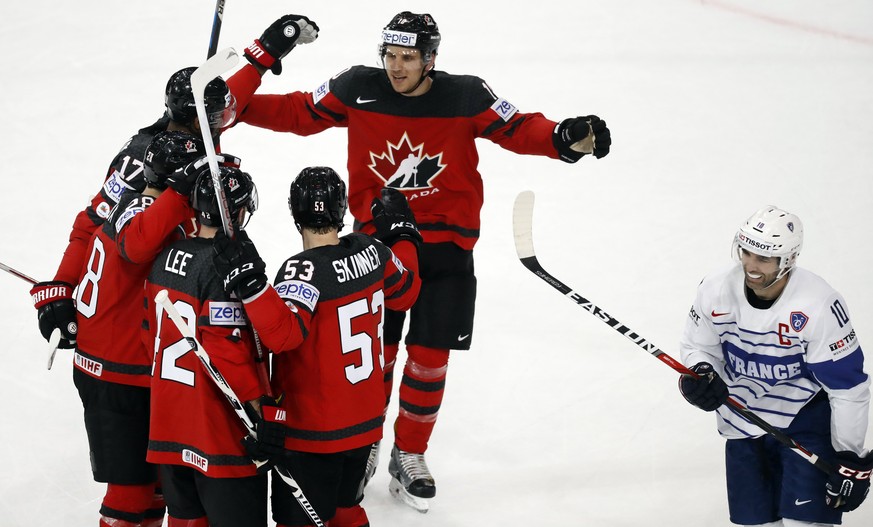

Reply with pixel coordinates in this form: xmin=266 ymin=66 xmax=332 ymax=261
xmin=273 ymin=279 xmax=320 ymax=312
xmin=105 ymin=193 xmax=154 ymax=235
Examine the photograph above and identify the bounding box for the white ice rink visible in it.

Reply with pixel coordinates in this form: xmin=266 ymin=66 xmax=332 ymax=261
xmin=1 ymin=1 xmax=872 ymax=525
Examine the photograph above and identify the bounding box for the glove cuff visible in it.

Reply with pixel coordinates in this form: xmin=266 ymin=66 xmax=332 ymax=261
xmin=244 ymin=39 xmax=276 ymax=69
xmin=552 ymin=119 xmax=585 ymax=164
xmin=30 ymin=281 xmax=74 ymax=309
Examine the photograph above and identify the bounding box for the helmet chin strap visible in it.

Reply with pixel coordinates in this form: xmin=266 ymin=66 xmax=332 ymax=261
xmin=398 ymin=57 xmax=435 ymax=95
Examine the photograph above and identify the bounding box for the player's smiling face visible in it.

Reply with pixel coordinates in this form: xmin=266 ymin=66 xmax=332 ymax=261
xmin=740 ymin=249 xmax=785 ymax=299
xmin=383 ymin=45 xmax=431 ymax=95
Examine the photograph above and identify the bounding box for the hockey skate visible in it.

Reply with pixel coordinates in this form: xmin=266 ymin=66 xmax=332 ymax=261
xmin=388 ymin=444 xmax=435 ymax=513
xmin=362 ymin=441 xmax=380 ymax=489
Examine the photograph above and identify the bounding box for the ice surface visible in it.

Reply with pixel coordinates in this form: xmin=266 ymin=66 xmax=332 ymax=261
xmin=1 ymin=1 xmax=871 ymax=525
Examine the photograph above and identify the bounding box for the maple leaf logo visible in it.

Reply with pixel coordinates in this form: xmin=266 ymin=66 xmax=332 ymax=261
xmin=368 ymin=132 xmax=446 ymax=189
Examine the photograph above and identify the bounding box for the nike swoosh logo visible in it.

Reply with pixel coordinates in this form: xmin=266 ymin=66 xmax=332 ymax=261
xmin=794 ymin=499 xmax=812 ymax=506
xmin=457 ymin=334 xmax=470 ymax=341
xmin=356 ymin=96 xmax=377 ymax=104
xmin=711 ymin=310 xmax=730 ymax=317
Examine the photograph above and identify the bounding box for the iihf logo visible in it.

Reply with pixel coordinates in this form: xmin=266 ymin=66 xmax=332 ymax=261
xmin=368 ymin=132 xmax=446 ymax=190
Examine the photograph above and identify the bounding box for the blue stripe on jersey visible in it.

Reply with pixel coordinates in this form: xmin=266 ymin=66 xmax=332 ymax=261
xmin=719 ymin=329 xmax=798 ymax=351
xmin=808 ymin=347 xmax=869 ymax=390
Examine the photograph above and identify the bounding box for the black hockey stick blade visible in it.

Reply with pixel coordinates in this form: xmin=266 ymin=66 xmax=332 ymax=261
xmin=512 ymin=191 xmax=838 ymax=477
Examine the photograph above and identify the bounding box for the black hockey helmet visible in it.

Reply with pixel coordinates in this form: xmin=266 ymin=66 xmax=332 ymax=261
xmin=143 ymin=131 xmax=204 ymax=190
xmin=288 ymin=166 xmax=347 ymax=232
xmin=164 ymin=67 xmax=235 ymax=131
xmin=380 ymin=11 xmax=441 ymax=61
xmin=190 ymin=161 xmax=258 ymax=228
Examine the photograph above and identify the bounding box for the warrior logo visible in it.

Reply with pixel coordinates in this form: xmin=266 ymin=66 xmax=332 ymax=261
xmin=369 ymin=132 xmax=446 ymax=190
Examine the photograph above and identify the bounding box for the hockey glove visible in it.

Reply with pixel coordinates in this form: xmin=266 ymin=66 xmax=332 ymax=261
xmin=244 ymin=15 xmax=319 ymax=75
xmin=212 ymin=230 xmax=268 ymax=300
xmin=825 ymin=451 xmax=873 ymax=512
xmin=553 ymin=115 xmax=611 ymax=162
xmin=166 ymin=154 xmax=242 ymax=197
xmin=679 ymin=362 xmax=729 ymax=412
xmin=30 ymin=281 xmax=78 ymax=349
xmin=243 ymin=395 xmax=287 ymax=465
xmin=371 ymin=188 xmax=422 ymax=248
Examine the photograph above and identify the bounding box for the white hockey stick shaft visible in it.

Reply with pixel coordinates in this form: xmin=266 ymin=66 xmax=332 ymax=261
xmin=1 ymin=260 xmax=38 ymax=284
xmin=191 ymin=47 xmax=238 ymax=239
xmin=46 ymin=328 xmax=61 ymax=370
xmin=154 ymin=290 xmax=324 ymax=526
xmin=190 ymin=49 xmax=273 ymax=396
xmin=1 ymin=261 xmax=65 ymax=370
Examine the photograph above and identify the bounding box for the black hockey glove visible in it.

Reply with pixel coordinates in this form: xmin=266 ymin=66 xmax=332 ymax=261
xmin=370 ymin=188 xmax=422 ymax=248
xmin=212 ymin=230 xmax=268 ymax=300
xmin=166 ymin=154 xmax=242 ymax=197
xmin=825 ymin=451 xmax=873 ymax=512
xmin=553 ymin=115 xmax=611 ymax=162
xmin=29 ymin=281 xmax=78 ymax=349
xmin=244 ymin=15 xmax=319 ymax=75
xmin=243 ymin=395 xmax=287 ymax=466
xmin=679 ymin=362 xmax=729 ymax=412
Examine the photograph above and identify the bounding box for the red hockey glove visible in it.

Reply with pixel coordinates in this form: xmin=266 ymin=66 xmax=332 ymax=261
xmin=243 ymin=395 xmax=287 ymax=464
xmin=244 ymin=15 xmax=319 ymax=75
xmin=30 ymin=281 xmax=78 ymax=349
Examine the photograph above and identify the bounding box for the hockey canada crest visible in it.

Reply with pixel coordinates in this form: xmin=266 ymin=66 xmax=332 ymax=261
xmin=369 ymin=132 xmax=446 ymax=190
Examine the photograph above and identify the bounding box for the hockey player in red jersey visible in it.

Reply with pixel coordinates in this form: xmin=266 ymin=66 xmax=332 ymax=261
xmin=225 ymin=11 xmax=611 ymax=511
xmin=65 ymin=131 xmax=206 ymax=527
xmin=210 ymin=166 xmax=421 ymax=526
xmin=144 ymin=161 xmax=280 ymax=527
xmin=30 ymin=66 xmax=235 ymax=354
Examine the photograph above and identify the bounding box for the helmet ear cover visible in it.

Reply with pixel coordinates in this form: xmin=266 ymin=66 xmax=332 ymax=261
xmin=733 ymin=205 xmax=803 ymax=281
xmin=287 ymin=166 xmax=348 ymax=233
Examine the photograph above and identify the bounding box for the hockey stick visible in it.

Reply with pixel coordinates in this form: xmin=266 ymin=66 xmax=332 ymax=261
xmin=155 ymin=290 xmax=325 ymax=527
xmin=191 ymin=47 xmax=238 ymax=239
xmin=0 ymin=260 xmax=38 ymax=284
xmin=191 ymin=49 xmax=273 ymax=395
xmin=2 ymin=261 xmax=65 ymax=369
xmin=206 ymin=0 xmax=226 ymax=59
xmin=512 ymin=191 xmax=839 ymax=477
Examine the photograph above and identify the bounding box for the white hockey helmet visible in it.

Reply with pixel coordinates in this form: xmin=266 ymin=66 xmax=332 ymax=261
xmin=733 ymin=205 xmax=803 ymax=281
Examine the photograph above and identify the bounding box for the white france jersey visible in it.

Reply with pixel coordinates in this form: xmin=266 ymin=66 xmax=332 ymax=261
xmin=680 ymin=264 xmax=870 ymax=453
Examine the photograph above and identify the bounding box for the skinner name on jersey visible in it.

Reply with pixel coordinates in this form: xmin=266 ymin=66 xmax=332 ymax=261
xmin=333 ymin=245 xmax=382 ymax=283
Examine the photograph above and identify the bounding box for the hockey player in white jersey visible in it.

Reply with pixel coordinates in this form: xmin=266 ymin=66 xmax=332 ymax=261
xmin=678 ymin=206 xmax=872 ymax=526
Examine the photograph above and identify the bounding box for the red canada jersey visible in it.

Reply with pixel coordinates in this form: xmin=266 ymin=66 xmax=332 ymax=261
xmin=244 ymin=234 xmax=420 ymax=453
xmin=145 ymin=236 xmax=265 ymax=478
xmin=228 ymin=65 xmax=563 ymax=250
xmin=54 ymin=118 xmax=169 ymax=285
xmin=74 ymin=188 xmax=192 ymax=387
